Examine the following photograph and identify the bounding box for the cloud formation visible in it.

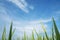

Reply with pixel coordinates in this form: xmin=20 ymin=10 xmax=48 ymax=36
xmin=8 ymin=0 xmax=34 ymax=13
xmin=55 ymin=11 xmax=60 ymax=14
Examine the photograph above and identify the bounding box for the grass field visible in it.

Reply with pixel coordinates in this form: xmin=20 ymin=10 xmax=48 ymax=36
xmin=1 ymin=18 xmax=60 ymax=40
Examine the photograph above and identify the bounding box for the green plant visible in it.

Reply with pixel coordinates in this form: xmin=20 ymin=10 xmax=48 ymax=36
xmin=2 ymin=26 xmax=6 ymax=40
xmin=40 ymin=23 xmax=49 ymax=40
xmin=8 ymin=22 xmax=13 ymax=40
xmin=1 ymin=17 xmax=60 ymax=40
xmin=31 ymin=31 xmax=35 ymax=40
xmin=52 ymin=17 xmax=60 ymax=40
xmin=23 ymin=31 xmax=27 ymax=40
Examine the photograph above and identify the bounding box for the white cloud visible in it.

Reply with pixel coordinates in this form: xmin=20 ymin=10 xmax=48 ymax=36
xmin=8 ymin=0 xmax=34 ymax=13
xmin=29 ymin=6 xmax=34 ymax=10
xmin=29 ymin=18 xmax=52 ymax=24
xmin=55 ymin=11 xmax=60 ymax=14
xmin=13 ymin=22 xmax=48 ymax=36
xmin=13 ymin=19 xmax=49 ymax=35
xmin=12 ymin=18 xmax=51 ymax=35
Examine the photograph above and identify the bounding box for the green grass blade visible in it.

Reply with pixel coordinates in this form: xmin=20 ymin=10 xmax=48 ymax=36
xmin=33 ymin=28 xmax=42 ymax=40
xmin=52 ymin=17 xmax=60 ymax=40
xmin=31 ymin=31 xmax=34 ymax=40
xmin=33 ymin=28 xmax=39 ymax=37
xmin=12 ymin=28 xmax=15 ymax=36
xmin=2 ymin=26 xmax=6 ymax=40
xmin=43 ymin=36 xmax=45 ymax=40
xmin=40 ymin=23 xmax=49 ymax=40
xmin=44 ymin=31 xmax=49 ymax=40
xmin=23 ymin=31 xmax=27 ymax=40
xmin=52 ymin=26 xmax=54 ymax=40
xmin=8 ymin=22 xmax=13 ymax=40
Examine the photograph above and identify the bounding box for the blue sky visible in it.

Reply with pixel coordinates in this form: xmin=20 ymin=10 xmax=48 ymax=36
xmin=0 ymin=0 xmax=60 ymax=38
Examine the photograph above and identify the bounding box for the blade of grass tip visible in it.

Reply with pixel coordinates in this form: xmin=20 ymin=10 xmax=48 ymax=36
xmin=33 ymin=28 xmax=39 ymax=37
xmin=52 ymin=17 xmax=60 ymax=40
xmin=33 ymin=28 xmax=42 ymax=40
xmin=40 ymin=22 xmax=49 ymax=40
xmin=33 ymin=28 xmax=39 ymax=40
xmin=2 ymin=26 xmax=6 ymax=40
xmin=8 ymin=22 xmax=13 ymax=40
